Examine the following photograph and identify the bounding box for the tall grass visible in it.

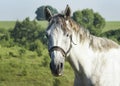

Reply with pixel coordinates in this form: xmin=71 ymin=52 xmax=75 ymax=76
xmin=0 ymin=46 xmax=74 ymax=86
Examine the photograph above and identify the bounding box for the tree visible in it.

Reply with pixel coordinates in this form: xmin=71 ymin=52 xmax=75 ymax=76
xmin=73 ymin=9 xmax=106 ymax=36
xmin=35 ymin=5 xmax=58 ymax=20
xmin=72 ymin=10 xmax=82 ymax=25
xmin=93 ymin=13 xmax=105 ymax=29
xmin=81 ymin=9 xmax=94 ymax=28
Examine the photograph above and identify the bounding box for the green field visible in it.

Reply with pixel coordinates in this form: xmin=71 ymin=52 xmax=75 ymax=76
xmin=0 ymin=45 xmax=74 ymax=86
xmin=102 ymin=21 xmax=120 ymax=33
xmin=0 ymin=21 xmax=48 ymax=30
xmin=36 ymin=20 xmax=48 ymax=29
xmin=0 ymin=21 xmax=16 ymax=30
xmin=0 ymin=21 xmax=120 ymax=31
xmin=0 ymin=20 xmax=120 ymax=86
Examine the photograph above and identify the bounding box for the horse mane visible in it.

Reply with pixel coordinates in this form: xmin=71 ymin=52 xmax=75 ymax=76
xmin=52 ymin=14 xmax=119 ymax=52
xmin=67 ymin=18 xmax=120 ymax=52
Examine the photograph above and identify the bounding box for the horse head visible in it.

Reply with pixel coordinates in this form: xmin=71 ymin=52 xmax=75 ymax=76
xmin=45 ymin=5 xmax=73 ymax=76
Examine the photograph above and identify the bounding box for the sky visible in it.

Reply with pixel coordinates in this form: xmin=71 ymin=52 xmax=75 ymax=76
xmin=0 ymin=0 xmax=120 ymax=21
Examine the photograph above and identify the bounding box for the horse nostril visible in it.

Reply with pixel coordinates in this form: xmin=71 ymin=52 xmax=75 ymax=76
xmin=60 ymin=63 xmax=63 ymax=69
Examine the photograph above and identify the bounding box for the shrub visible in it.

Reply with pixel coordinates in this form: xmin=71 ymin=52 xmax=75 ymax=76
xmin=100 ymin=28 xmax=120 ymax=44
xmin=11 ymin=17 xmax=47 ymax=56
xmin=73 ymin=9 xmax=106 ymax=36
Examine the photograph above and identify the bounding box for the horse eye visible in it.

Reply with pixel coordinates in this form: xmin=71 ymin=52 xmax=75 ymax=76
xmin=66 ymin=33 xmax=69 ymax=37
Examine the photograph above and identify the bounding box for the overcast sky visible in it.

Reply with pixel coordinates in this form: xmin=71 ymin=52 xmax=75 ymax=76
xmin=0 ymin=0 xmax=120 ymax=21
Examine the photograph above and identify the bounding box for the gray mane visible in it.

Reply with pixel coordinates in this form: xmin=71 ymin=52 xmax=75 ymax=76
xmin=67 ymin=17 xmax=119 ymax=52
xmin=50 ymin=14 xmax=119 ymax=52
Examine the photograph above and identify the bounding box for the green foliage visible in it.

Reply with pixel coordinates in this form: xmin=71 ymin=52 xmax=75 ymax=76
xmin=35 ymin=5 xmax=58 ymax=20
xmin=36 ymin=20 xmax=48 ymax=29
xmin=0 ymin=28 xmax=14 ymax=47
xmin=0 ymin=46 xmax=74 ymax=86
xmin=100 ymin=28 xmax=120 ymax=44
xmin=73 ymin=9 xmax=106 ymax=36
xmin=46 ymin=5 xmax=58 ymax=15
xmin=30 ymin=39 xmax=45 ymax=56
xmin=11 ymin=17 xmax=47 ymax=56
xmin=93 ymin=13 xmax=105 ymax=29
xmin=72 ymin=10 xmax=83 ymax=25
xmin=11 ymin=18 xmax=38 ymax=44
xmin=81 ymin=9 xmax=94 ymax=27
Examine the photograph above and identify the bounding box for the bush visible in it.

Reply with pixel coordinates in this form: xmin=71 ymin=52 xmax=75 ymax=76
xmin=73 ymin=9 xmax=106 ymax=36
xmin=100 ymin=28 xmax=120 ymax=44
xmin=11 ymin=17 xmax=47 ymax=56
xmin=11 ymin=18 xmax=40 ymax=44
xmin=0 ymin=28 xmax=14 ymax=47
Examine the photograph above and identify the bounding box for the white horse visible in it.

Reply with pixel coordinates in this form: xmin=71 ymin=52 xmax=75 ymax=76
xmin=45 ymin=5 xmax=120 ymax=86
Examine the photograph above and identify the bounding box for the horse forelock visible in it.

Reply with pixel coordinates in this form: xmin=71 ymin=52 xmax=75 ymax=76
xmin=48 ymin=14 xmax=80 ymax=32
xmin=47 ymin=14 xmax=68 ymax=32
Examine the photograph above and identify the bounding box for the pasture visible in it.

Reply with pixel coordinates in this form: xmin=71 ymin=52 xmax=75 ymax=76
xmin=0 ymin=21 xmax=16 ymax=30
xmin=102 ymin=21 xmax=120 ymax=33
xmin=0 ymin=21 xmax=120 ymax=31
xmin=0 ymin=20 xmax=120 ymax=86
xmin=0 ymin=45 xmax=74 ymax=86
xmin=0 ymin=21 xmax=48 ymax=30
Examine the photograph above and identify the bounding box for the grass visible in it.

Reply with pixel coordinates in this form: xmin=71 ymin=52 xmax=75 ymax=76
xmin=0 ymin=20 xmax=48 ymax=30
xmin=0 ymin=21 xmax=120 ymax=33
xmin=0 ymin=57 xmax=74 ymax=86
xmin=0 ymin=21 xmax=16 ymax=30
xmin=102 ymin=21 xmax=120 ymax=33
xmin=36 ymin=20 xmax=48 ymax=29
xmin=0 ymin=46 xmax=74 ymax=86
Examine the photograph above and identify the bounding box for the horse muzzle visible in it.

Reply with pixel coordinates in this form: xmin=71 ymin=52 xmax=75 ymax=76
xmin=50 ymin=61 xmax=64 ymax=76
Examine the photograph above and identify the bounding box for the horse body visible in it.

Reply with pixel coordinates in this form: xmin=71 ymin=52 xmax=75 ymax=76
xmin=68 ymin=31 xmax=120 ymax=86
xmin=45 ymin=5 xmax=120 ymax=86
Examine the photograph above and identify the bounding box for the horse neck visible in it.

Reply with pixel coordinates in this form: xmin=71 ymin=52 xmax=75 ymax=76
xmin=68 ymin=30 xmax=94 ymax=78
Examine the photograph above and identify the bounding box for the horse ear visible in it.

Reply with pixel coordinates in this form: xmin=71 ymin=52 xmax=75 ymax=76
xmin=44 ymin=7 xmax=52 ymax=21
xmin=64 ymin=5 xmax=71 ymax=18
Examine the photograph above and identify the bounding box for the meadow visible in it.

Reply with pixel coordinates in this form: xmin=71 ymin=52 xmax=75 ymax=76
xmin=0 ymin=45 xmax=74 ymax=86
xmin=0 ymin=21 xmax=120 ymax=31
xmin=0 ymin=21 xmax=120 ymax=86
xmin=102 ymin=21 xmax=120 ymax=33
xmin=0 ymin=21 xmax=15 ymax=30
